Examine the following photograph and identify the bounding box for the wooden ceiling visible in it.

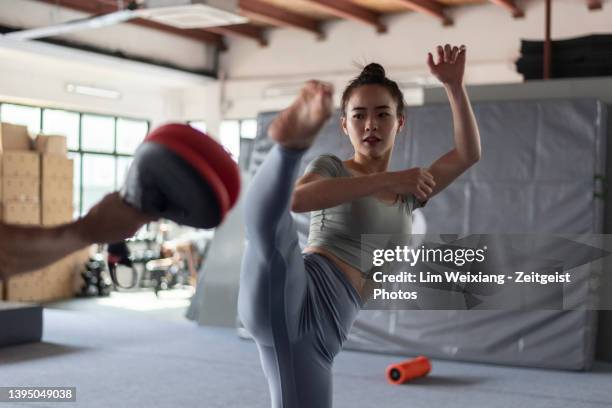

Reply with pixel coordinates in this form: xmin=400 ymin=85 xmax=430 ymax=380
xmin=29 ymin=0 xmax=605 ymax=50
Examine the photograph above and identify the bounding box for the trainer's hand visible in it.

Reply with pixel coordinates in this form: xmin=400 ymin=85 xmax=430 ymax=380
xmin=387 ymin=168 xmax=435 ymax=202
xmin=77 ymin=192 xmax=156 ymax=244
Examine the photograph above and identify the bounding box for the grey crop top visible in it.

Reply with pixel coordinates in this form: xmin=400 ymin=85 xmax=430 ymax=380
xmin=304 ymin=154 xmax=424 ymax=277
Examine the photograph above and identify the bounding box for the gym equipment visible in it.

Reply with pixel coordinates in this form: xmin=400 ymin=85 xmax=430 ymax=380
xmin=107 ymin=241 xmax=138 ymax=290
xmin=120 ymin=123 xmax=240 ymax=229
xmin=386 ymin=356 xmax=431 ymax=385
xmin=78 ymin=257 xmax=112 ymax=297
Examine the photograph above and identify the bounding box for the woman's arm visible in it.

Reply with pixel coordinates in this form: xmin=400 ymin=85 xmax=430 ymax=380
xmin=291 ymin=168 xmax=435 ymax=213
xmin=426 ymin=44 xmax=481 ymax=197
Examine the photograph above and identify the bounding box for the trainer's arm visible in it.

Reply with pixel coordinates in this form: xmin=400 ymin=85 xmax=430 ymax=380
xmin=0 ymin=223 xmax=88 ymax=278
xmin=0 ymin=193 xmax=153 ymax=279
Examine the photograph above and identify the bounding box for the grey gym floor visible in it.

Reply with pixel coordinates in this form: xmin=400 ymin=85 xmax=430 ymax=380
xmin=1 ymin=295 xmax=611 ymax=408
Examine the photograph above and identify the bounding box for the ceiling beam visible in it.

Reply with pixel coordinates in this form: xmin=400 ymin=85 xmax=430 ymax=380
xmin=33 ymin=0 xmax=225 ymax=48
xmin=395 ymin=0 xmax=453 ymax=26
xmin=305 ymin=0 xmax=386 ymax=33
xmin=239 ymin=0 xmax=324 ymax=38
xmin=130 ymin=19 xmax=226 ymax=50
xmin=206 ymin=24 xmax=268 ymax=46
xmin=488 ymin=0 xmax=524 ymax=18
xmin=586 ymin=0 xmax=602 ymax=10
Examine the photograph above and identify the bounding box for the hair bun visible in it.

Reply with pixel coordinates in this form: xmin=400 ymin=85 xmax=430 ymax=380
xmin=360 ymin=63 xmax=386 ymax=79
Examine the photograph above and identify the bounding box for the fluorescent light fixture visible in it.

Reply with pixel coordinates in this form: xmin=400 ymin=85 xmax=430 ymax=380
xmin=262 ymin=83 xmax=304 ymax=99
xmin=66 ymin=83 xmax=122 ymax=99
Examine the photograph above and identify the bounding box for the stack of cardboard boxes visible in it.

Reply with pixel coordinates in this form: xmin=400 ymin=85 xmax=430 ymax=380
xmin=38 ymin=135 xmax=74 ymax=226
xmin=0 ymin=123 xmax=40 ymax=224
xmin=0 ymin=122 xmax=89 ymax=302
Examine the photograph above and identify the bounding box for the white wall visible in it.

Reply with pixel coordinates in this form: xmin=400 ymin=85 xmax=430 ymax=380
xmin=0 ymin=37 xmax=215 ymax=128
xmin=192 ymin=0 xmax=612 ymax=135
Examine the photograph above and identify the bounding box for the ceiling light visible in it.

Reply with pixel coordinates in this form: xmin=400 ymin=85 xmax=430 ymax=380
xmin=66 ymin=83 xmax=122 ymax=99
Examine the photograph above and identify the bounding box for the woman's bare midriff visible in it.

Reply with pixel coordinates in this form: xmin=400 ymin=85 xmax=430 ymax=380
xmin=303 ymin=245 xmax=368 ymax=302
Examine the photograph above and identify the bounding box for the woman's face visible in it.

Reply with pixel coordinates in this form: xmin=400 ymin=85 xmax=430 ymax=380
xmin=342 ymin=84 xmax=404 ymax=159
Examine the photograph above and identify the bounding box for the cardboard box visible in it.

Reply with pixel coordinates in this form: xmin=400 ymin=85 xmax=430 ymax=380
xmin=41 ymin=178 xmax=73 ymax=203
xmin=0 ymin=123 xmax=31 ymax=152
xmin=35 ymin=135 xmax=67 ymax=155
xmin=41 ymin=155 xmax=73 ymax=205
xmin=3 ymin=202 xmax=40 ymax=225
xmin=37 ymin=248 xmax=90 ymax=302
xmin=5 ymin=270 xmax=43 ymax=302
xmin=2 ymin=177 xmax=40 ymax=203
xmin=41 ymin=200 xmax=73 ymax=226
xmin=1 ymin=151 xmax=39 ymax=178
xmin=41 ymin=155 xmax=73 ymax=180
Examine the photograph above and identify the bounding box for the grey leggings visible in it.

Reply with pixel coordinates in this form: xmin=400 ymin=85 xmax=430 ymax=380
xmin=238 ymin=145 xmax=362 ymax=408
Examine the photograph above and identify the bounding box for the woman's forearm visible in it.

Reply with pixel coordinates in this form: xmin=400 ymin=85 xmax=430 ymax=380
xmin=444 ymin=83 xmax=481 ymax=164
xmin=291 ymin=172 xmax=392 ymax=213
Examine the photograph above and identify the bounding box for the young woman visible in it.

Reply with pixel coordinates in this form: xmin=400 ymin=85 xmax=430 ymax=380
xmin=238 ymin=44 xmax=481 ymax=408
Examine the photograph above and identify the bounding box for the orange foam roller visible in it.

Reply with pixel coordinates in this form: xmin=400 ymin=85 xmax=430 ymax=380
xmin=386 ymin=356 xmax=431 ymax=385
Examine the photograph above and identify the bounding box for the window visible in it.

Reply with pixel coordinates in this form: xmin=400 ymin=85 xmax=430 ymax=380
xmin=218 ymin=118 xmax=258 ymax=170
xmin=81 ymin=114 xmax=115 ymax=153
xmin=43 ymin=109 xmax=79 ymax=150
xmin=219 ymin=120 xmax=240 ymax=162
xmin=116 ymin=156 xmax=134 ymax=189
xmin=82 ymin=154 xmax=116 ymax=212
xmin=0 ymin=101 xmax=149 ymax=217
xmin=240 ymin=119 xmax=257 ymax=140
xmin=188 ymin=120 xmax=207 ymax=133
xmin=116 ymin=118 xmax=148 ymax=155
xmin=75 ymin=115 xmax=149 ymax=213
xmin=0 ymin=104 xmax=41 ymax=134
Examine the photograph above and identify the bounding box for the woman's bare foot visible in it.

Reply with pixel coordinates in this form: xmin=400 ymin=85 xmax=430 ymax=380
xmin=268 ymin=80 xmax=334 ymax=150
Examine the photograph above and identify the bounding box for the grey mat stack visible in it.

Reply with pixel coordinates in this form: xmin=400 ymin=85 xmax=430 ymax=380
xmin=0 ymin=302 xmax=43 ymax=347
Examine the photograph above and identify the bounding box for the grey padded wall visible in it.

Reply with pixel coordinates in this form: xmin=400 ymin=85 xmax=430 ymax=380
xmin=425 ymin=79 xmax=612 ymax=362
xmin=249 ymin=98 xmax=607 ymax=370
